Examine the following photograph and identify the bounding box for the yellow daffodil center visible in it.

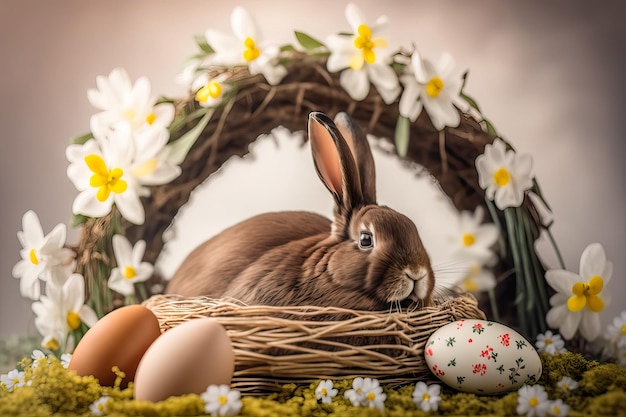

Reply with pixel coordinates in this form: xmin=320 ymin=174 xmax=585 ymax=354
xmin=545 ymin=338 xmax=553 ymax=345
xmin=132 ymin=158 xmax=157 ymax=178
xmin=621 ymin=325 xmax=626 ymax=335
xmin=552 ymin=405 xmax=561 ymax=414
xmin=44 ymin=337 xmax=60 ymax=351
xmin=423 ymin=393 xmax=431 ymax=401
xmin=243 ymin=37 xmax=260 ymax=62
xmin=354 ymin=24 xmax=376 ymax=65
xmin=462 ymin=233 xmax=476 ymax=247
xmin=529 ymin=397 xmax=539 ymax=407
xmin=367 ymin=392 xmax=376 ymax=401
xmin=97 ymin=403 xmax=105 ymax=411
xmin=145 ymin=112 xmax=156 ymax=125
xmin=29 ymin=248 xmax=39 ymax=265
xmin=321 ymin=388 xmax=328 ymax=396
xmin=66 ymin=311 xmax=81 ymax=330
xmin=85 ymin=154 xmax=128 ymax=202
xmin=562 ymin=383 xmax=569 ymax=390
xmin=493 ymin=167 xmax=511 ymax=187
xmin=426 ymin=77 xmax=444 ymax=98
xmin=463 ymin=277 xmax=478 ymax=293
xmin=123 ymin=266 xmax=137 ymax=279
xmin=567 ymin=275 xmax=605 ymax=313
xmin=123 ymin=108 xmax=136 ymax=122
xmin=196 ymin=81 xmax=223 ymax=103
xmin=218 ymin=395 xmax=228 ymax=405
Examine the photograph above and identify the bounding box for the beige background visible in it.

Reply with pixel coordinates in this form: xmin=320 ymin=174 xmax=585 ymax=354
xmin=1 ymin=1 xmax=624 ymax=340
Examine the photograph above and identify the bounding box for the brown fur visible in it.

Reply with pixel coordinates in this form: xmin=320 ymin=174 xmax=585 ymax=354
xmin=166 ymin=112 xmax=435 ymax=311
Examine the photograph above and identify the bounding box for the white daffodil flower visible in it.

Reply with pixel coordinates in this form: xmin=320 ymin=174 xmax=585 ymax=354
xmin=66 ymin=125 xmax=143 ymax=225
xmin=32 ymin=274 xmax=98 ymax=350
xmin=192 ymin=72 xmax=232 ymax=108
xmin=326 ymin=3 xmax=400 ymax=103
xmin=412 ymin=382 xmax=442 ymax=412
xmin=456 ymin=261 xmax=497 ymax=293
xmin=201 ymin=385 xmax=242 ymax=417
xmin=315 ymin=379 xmax=338 ymax=404
xmin=205 ymin=7 xmax=287 ymax=85
xmin=88 ymin=67 xmax=175 ymax=133
xmin=130 ymin=124 xmax=182 ymax=192
xmin=475 ymin=138 xmax=534 ymax=210
xmin=545 ymin=242 xmax=613 ymax=341
xmin=399 ymin=51 xmax=463 ymax=130
xmin=107 ymin=235 xmax=154 ymax=296
xmin=12 ymin=210 xmax=74 ymax=299
xmin=448 ymin=206 xmax=499 ymax=264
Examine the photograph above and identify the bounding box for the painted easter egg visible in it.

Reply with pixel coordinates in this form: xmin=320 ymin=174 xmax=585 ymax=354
xmin=68 ymin=304 xmax=162 ymax=387
xmin=424 ymin=319 xmax=542 ymax=395
xmin=133 ymin=318 xmax=235 ymax=402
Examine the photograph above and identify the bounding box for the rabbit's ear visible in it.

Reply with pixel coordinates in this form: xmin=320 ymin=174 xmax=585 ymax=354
xmin=308 ymin=112 xmax=363 ymax=213
xmin=334 ymin=112 xmax=377 ymax=205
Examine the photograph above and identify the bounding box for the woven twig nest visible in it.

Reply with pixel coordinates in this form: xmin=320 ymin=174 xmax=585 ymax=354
xmin=143 ymin=293 xmax=485 ymax=393
xmin=73 ymin=51 xmax=551 ymax=390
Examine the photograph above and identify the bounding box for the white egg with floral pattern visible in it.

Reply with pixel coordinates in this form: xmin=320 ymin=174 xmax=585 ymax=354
xmin=424 ymin=319 xmax=542 ymax=395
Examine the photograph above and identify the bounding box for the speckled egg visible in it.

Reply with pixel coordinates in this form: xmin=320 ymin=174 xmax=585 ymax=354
xmin=133 ymin=318 xmax=235 ymax=402
xmin=424 ymin=319 xmax=542 ymax=395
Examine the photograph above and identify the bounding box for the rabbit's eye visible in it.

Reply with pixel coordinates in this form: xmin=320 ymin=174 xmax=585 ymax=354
xmin=359 ymin=232 xmax=374 ymax=249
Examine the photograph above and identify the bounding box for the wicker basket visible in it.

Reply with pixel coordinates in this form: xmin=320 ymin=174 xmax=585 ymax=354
xmin=143 ymin=292 xmax=485 ymax=393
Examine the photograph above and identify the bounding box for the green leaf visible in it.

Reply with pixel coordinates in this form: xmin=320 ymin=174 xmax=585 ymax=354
xmin=71 ymin=214 xmax=90 ymax=227
xmin=194 ymin=34 xmax=214 ymax=54
xmin=460 ymin=92 xmax=482 ymax=114
xmin=166 ymin=109 xmax=214 ymax=166
xmin=294 ymin=31 xmax=325 ymax=50
xmin=394 ymin=116 xmax=411 ymax=157
xmin=280 ymin=44 xmax=297 ymax=52
xmin=71 ymin=132 xmax=93 ymax=145
xmin=483 ymin=118 xmax=498 ymax=138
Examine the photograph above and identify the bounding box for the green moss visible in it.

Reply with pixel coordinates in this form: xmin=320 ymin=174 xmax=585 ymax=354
xmin=0 ymin=352 xmax=625 ymax=416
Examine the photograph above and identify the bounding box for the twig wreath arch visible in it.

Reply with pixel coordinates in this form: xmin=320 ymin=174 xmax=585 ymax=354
xmin=69 ymin=50 xmax=552 ymax=391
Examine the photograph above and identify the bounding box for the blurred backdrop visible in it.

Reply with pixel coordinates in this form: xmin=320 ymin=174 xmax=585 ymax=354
xmin=1 ymin=1 xmax=624 ymax=341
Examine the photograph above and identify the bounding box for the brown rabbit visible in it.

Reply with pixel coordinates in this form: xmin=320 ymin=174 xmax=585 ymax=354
xmin=166 ymin=112 xmax=435 ymax=311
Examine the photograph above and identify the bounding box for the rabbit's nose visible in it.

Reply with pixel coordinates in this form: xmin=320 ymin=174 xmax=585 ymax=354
xmin=405 ymin=267 xmax=430 ymax=300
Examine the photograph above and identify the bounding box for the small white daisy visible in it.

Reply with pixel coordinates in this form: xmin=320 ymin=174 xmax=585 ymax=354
xmin=535 ymin=330 xmax=567 ymax=354
xmin=412 ymin=381 xmax=442 ymax=412
xmin=516 ymin=384 xmax=551 ymax=417
xmin=315 ymin=379 xmax=338 ymax=404
xmin=556 ymin=376 xmax=579 ymax=393
xmin=89 ymin=395 xmax=110 ymax=416
xmin=201 ymin=384 xmax=242 ymax=417
xmin=344 ymin=377 xmax=386 ymax=410
xmin=0 ymin=369 xmax=26 ymax=392
xmin=547 ymin=399 xmax=570 ymax=417
xmin=31 ymin=349 xmax=48 ymax=368
xmin=60 ymin=353 xmax=73 ymax=368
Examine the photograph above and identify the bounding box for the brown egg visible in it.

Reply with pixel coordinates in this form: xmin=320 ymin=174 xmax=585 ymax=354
xmin=133 ymin=318 xmax=234 ymax=402
xmin=68 ymin=304 xmax=161 ymax=387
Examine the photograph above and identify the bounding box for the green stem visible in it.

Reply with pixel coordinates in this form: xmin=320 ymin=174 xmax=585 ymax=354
xmin=505 ymin=208 xmax=528 ymax=336
xmin=485 ymin=197 xmax=507 ymax=259
xmin=544 ymin=225 xmax=566 ymax=270
xmin=488 ymin=288 xmax=501 ymax=322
